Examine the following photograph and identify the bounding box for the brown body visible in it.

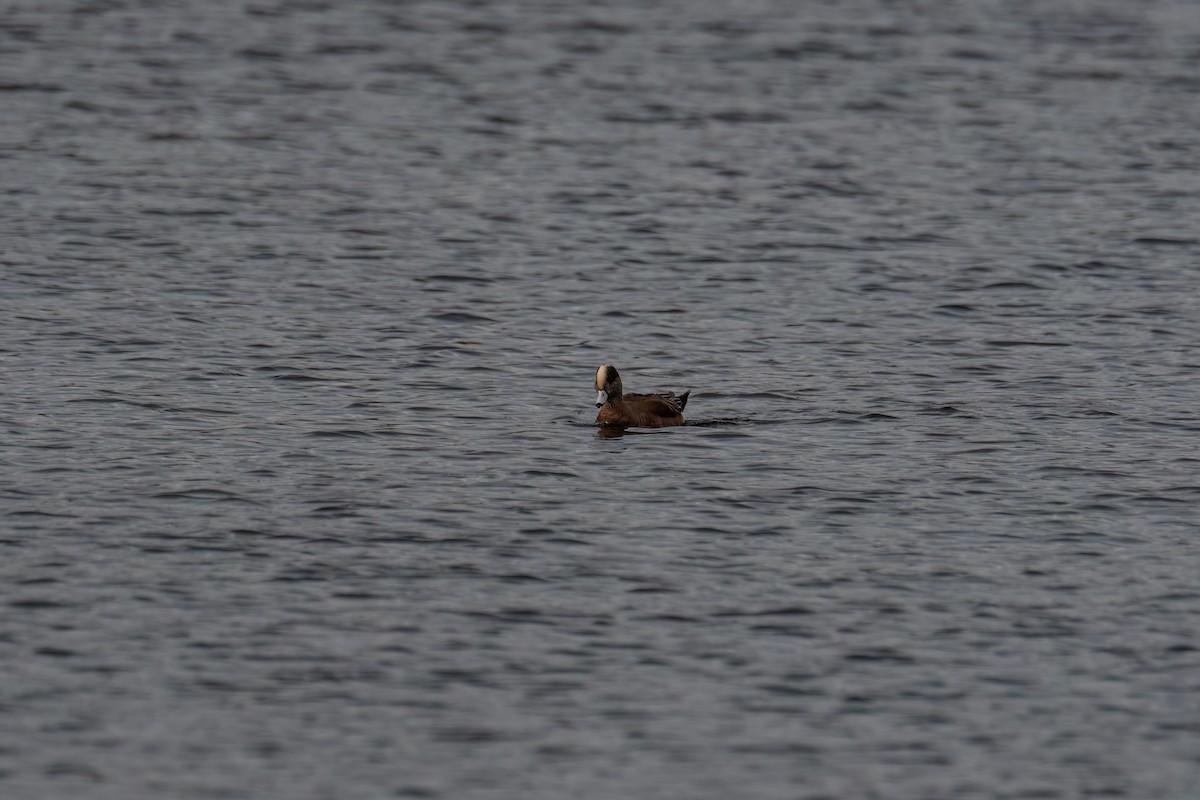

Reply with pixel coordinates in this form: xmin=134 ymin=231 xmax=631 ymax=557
xmin=594 ymin=364 xmax=689 ymax=428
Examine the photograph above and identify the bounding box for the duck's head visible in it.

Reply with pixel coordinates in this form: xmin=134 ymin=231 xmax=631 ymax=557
xmin=595 ymin=364 xmax=623 ymax=407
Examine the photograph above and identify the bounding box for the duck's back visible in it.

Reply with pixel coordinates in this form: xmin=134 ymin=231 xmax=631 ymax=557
xmin=598 ymin=391 xmax=689 ymax=427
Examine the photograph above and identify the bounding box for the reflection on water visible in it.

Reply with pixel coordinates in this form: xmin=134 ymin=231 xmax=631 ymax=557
xmin=595 ymin=424 xmax=630 ymax=439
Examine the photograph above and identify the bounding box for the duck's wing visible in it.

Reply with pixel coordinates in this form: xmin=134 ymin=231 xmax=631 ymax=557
xmin=632 ymin=390 xmax=689 ymax=414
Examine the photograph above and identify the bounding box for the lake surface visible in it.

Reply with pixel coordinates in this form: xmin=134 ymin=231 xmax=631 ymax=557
xmin=3 ymin=1 xmax=1200 ymax=798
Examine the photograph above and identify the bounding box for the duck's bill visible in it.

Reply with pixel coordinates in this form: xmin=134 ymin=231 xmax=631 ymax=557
xmin=595 ymin=390 xmax=607 ymax=407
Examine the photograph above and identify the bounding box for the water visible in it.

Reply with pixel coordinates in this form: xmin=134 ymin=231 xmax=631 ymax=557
xmin=3 ymin=1 xmax=1200 ymax=798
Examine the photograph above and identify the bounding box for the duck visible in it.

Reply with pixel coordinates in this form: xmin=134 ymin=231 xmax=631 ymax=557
xmin=594 ymin=364 xmax=689 ymax=428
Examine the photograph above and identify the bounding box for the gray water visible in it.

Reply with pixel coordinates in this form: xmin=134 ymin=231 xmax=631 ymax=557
xmin=4 ymin=1 xmax=1200 ymax=798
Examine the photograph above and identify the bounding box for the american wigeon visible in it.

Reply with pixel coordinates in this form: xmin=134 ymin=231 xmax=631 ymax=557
xmin=594 ymin=364 xmax=690 ymax=428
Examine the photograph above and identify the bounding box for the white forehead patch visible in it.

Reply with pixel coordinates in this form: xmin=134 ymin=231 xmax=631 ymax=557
xmin=596 ymin=365 xmax=609 ymax=388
